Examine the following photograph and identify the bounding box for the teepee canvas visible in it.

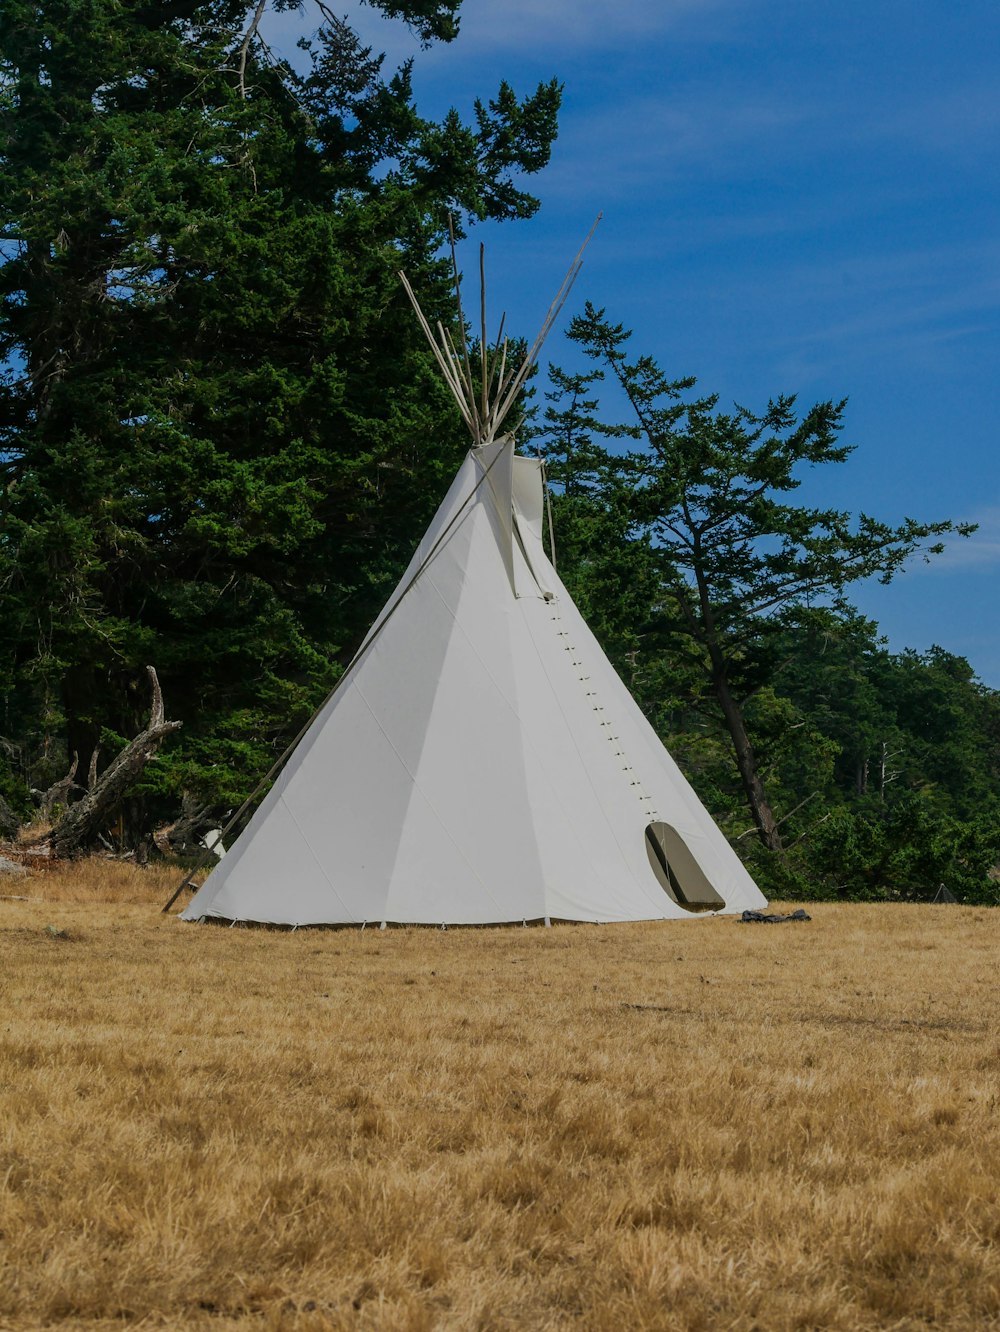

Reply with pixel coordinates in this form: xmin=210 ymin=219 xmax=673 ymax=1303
xmin=181 ymin=238 xmax=766 ymax=927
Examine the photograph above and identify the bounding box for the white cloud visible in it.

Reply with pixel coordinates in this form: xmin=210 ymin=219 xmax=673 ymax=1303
xmin=522 ymin=87 xmax=822 ymax=214
xmin=428 ymin=0 xmax=733 ymax=51
xmin=879 ymin=84 xmax=1000 ymax=155
xmin=262 ymin=0 xmax=744 ymax=72
xmin=760 ymin=239 xmax=1000 ymax=385
xmin=928 ymin=505 xmax=1000 ymax=570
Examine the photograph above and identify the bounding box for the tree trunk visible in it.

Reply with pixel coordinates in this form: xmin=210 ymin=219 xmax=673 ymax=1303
xmin=153 ymin=793 xmax=217 ymax=859
xmin=684 ymin=553 xmax=783 ymax=853
xmin=32 ymin=668 xmax=181 ymax=858
xmin=61 ymin=665 xmax=103 ymax=798
xmin=36 ymin=753 xmax=81 ymax=820
xmin=710 ymin=663 xmax=784 ymax=852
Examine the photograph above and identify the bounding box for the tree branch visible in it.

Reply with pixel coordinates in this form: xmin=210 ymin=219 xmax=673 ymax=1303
xmin=32 ymin=668 xmax=181 ymax=858
xmin=237 ymin=0 xmax=268 ymax=99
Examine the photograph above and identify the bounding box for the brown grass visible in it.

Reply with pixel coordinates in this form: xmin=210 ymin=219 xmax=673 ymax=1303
xmin=2 ymin=863 xmax=999 ymax=1331
xmin=1 ymin=855 xmax=184 ymax=903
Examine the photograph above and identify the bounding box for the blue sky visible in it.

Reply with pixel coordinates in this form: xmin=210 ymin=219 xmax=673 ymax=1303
xmin=270 ymin=0 xmax=1000 ymax=682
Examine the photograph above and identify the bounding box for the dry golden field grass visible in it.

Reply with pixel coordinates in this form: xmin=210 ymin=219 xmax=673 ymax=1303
xmin=2 ymin=862 xmax=999 ymax=1332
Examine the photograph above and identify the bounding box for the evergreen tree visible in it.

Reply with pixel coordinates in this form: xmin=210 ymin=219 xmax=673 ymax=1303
xmin=0 ymin=1 xmax=560 ymax=838
xmin=540 ymin=306 xmax=973 ymax=853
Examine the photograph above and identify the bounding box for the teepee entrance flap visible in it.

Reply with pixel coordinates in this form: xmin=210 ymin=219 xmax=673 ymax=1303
xmin=512 ymin=456 xmax=554 ymax=599
xmin=475 ymin=436 xmax=516 ymax=595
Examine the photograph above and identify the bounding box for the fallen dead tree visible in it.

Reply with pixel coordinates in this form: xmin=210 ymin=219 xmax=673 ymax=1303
xmin=34 ymin=754 xmax=82 ymax=822
xmin=153 ymin=793 xmax=220 ymax=860
xmin=30 ymin=667 xmax=182 ymax=859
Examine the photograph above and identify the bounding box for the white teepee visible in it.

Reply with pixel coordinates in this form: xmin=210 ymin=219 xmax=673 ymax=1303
xmin=181 ymin=240 xmax=766 ymax=927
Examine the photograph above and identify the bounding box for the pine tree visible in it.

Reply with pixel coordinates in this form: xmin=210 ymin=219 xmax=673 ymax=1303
xmin=540 ymin=306 xmax=973 ymax=853
xmin=0 ymin=1 xmax=560 ymax=839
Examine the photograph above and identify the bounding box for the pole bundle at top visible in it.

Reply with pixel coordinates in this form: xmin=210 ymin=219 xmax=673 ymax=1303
xmin=398 ymin=214 xmax=601 ymax=448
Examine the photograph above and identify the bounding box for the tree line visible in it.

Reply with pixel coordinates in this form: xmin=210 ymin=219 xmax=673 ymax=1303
xmin=2 ymin=1 xmax=997 ymax=899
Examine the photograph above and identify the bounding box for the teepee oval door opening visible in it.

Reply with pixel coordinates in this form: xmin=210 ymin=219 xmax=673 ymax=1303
xmin=644 ymin=822 xmax=726 ymax=913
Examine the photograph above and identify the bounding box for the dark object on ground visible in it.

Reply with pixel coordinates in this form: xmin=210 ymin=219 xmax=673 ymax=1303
xmin=739 ymin=908 xmax=812 ymax=924
xmin=931 ymin=884 xmax=958 ymax=904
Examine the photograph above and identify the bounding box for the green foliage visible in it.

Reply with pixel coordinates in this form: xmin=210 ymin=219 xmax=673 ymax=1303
xmin=546 ymin=305 xmax=971 ymax=657
xmin=1 ymin=4 xmax=992 ymax=902
xmin=0 ymin=0 xmax=560 ymax=835
xmin=806 ymin=798 xmax=1000 ymax=904
xmin=539 ymin=315 xmax=995 ymax=899
xmin=0 ymin=752 xmax=29 ymax=820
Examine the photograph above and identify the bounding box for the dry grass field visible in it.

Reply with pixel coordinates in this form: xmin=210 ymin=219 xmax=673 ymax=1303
xmin=2 ymin=862 xmax=999 ymax=1332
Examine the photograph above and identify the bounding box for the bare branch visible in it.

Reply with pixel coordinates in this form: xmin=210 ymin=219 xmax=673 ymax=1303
xmin=32 ymin=671 xmax=181 ymax=858
xmin=36 ymin=753 xmax=80 ymax=820
xmin=147 ymin=664 xmax=165 ymax=728
xmin=237 ymin=0 xmax=268 ymax=99
xmin=153 ymin=793 xmax=217 ymax=859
